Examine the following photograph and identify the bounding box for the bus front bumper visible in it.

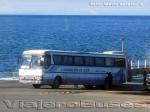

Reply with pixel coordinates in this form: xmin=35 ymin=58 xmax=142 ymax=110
xmin=19 ymin=76 xmax=43 ymax=84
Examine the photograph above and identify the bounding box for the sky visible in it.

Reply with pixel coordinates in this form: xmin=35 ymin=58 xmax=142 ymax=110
xmin=0 ymin=0 xmax=150 ymax=15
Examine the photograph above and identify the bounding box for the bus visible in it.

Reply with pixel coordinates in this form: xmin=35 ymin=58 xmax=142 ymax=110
xmin=19 ymin=50 xmax=128 ymax=89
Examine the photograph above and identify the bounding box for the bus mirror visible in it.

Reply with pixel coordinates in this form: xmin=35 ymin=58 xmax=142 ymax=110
xmin=40 ymin=57 xmax=45 ymax=66
xmin=41 ymin=57 xmax=44 ymax=62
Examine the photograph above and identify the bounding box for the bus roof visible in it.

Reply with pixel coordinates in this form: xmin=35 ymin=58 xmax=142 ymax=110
xmin=23 ymin=50 xmax=49 ymax=55
xmin=23 ymin=49 xmax=126 ymax=58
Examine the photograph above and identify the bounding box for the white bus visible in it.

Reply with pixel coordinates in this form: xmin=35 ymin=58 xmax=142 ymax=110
xmin=19 ymin=50 xmax=128 ymax=89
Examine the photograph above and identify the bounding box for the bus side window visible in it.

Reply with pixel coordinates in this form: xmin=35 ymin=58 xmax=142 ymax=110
xmin=105 ymin=58 xmax=115 ymax=67
xmin=62 ymin=55 xmax=73 ymax=65
xmin=53 ymin=55 xmax=62 ymax=65
xmin=95 ymin=57 xmax=105 ymax=67
xmin=115 ymin=58 xmax=125 ymax=67
xmin=85 ymin=57 xmax=95 ymax=66
xmin=74 ymin=56 xmax=84 ymax=66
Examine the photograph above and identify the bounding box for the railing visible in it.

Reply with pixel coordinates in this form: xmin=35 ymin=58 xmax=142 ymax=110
xmin=130 ymin=59 xmax=150 ymax=69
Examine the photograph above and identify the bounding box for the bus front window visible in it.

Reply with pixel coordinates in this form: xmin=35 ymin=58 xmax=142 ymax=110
xmin=21 ymin=56 xmax=32 ymax=69
xmin=31 ymin=55 xmax=43 ymax=68
xmin=21 ymin=55 xmax=51 ymax=69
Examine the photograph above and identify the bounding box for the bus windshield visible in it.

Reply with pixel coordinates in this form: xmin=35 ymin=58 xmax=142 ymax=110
xmin=21 ymin=55 xmax=44 ymax=69
xmin=22 ymin=56 xmax=32 ymax=67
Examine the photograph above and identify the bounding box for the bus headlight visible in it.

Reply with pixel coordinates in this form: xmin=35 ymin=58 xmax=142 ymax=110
xmin=19 ymin=76 xmax=24 ymax=80
xmin=35 ymin=76 xmax=42 ymax=80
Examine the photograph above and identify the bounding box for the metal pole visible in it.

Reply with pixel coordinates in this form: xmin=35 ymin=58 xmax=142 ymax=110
xmin=131 ymin=60 xmax=133 ymax=69
xmin=144 ymin=59 xmax=147 ymax=68
xmin=137 ymin=60 xmax=140 ymax=68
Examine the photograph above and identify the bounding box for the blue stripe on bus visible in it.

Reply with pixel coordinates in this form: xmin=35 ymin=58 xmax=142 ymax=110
xmin=45 ymin=71 xmax=108 ymax=75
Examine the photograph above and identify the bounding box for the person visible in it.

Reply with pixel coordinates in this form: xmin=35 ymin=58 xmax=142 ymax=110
xmin=108 ymin=72 xmax=113 ymax=89
xmin=143 ymin=70 xmax=147 ymax=87
xmin=104 ymin=72 xmax=113 ymax=89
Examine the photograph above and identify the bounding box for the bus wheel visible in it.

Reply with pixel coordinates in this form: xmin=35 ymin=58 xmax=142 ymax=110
xmin=32 ymin=84 xmax=41 ymax=89
xmin=84 ymin=85 xmax=93 ymax=89
xmin=52 ymin=77 xmax=62 ymax=89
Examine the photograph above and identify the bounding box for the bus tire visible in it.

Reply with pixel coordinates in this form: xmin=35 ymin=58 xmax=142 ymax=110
xmin=52 ymin=77 xmax=62 ymax=89
xmin=84 ymin=85 xmax=93 ymax=89
xmin=32 ymin=84 xmax=41 ymax=89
